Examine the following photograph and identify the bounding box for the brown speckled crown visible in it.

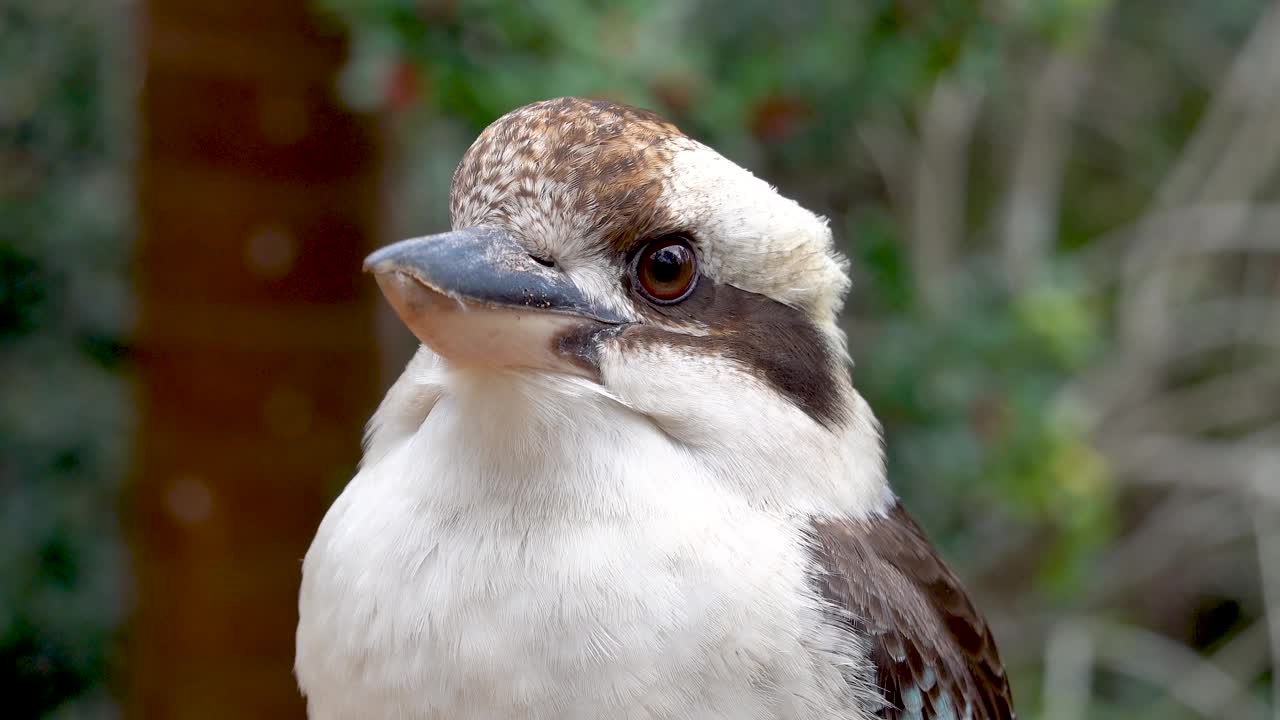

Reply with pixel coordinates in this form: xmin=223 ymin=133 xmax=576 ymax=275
xmin=449 ymin=97 xmax=691 ymax=254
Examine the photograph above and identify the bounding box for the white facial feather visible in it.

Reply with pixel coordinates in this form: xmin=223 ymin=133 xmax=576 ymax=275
xmin=597 ymin=339 xmax=888 ymax=517
xmin=660 ymin=141 xmax=851 ymax=332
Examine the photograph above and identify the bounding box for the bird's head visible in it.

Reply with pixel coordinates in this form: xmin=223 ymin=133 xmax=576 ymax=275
xmin=368 ymin=98 xmax=882 ymax=500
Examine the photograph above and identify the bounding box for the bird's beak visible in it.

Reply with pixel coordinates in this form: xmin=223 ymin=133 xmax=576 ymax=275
xmin=364 ymin=227 xmax=624 ymax=373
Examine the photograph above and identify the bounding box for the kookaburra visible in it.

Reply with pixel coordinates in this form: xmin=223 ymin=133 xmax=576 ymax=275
xmin=296 ymin=97 xmax=1014 ymax=720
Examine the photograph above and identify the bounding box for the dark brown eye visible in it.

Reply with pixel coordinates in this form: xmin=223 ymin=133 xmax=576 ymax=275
xmin=634 ymin=236 xmax=697 ymax=303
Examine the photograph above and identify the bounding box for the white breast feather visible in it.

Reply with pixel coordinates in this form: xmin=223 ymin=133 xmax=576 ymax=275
xmin=295 ymin=348 xmax=886 ymax=719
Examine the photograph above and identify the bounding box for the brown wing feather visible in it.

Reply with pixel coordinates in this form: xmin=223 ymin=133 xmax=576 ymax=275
xmin=810 ymin=502 xmax=1015 ymax=720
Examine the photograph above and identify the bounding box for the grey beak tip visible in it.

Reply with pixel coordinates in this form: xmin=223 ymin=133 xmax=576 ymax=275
xmin=363 ymin=243 xmax=405 ymax=274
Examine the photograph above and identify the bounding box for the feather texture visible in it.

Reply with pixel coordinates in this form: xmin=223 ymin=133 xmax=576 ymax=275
xmin=810 ymin=503 xmax=1016 ymax=720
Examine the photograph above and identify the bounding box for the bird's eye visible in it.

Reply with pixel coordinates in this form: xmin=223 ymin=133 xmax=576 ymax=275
xmin=634 ymin=236 xmax=697 ymax=304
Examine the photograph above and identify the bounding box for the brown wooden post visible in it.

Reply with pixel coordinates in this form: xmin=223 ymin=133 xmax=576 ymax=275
xmin=132 ymin=1 xmax=383 ymax=716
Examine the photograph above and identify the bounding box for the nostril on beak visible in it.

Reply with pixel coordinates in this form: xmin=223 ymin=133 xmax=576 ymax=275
xmin=529 ymin=253 xmax=556 ymax=268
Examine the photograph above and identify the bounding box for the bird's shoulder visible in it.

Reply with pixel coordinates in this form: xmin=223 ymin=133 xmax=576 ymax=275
xmin=808 ymin=501 xmax=1015 ymax=720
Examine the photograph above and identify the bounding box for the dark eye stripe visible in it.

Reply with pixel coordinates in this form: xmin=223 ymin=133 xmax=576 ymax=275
xmin=622 ymin=278 xmax=851 ymax=429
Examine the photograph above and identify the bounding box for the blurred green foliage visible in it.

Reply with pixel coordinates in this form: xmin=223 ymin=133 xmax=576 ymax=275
xmin=0 ymin=1 xmax=131 ymax=717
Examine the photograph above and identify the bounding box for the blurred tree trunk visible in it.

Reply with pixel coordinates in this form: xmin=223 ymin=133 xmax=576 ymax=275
xmin=131 ymin=1 xmax=383 ymax=716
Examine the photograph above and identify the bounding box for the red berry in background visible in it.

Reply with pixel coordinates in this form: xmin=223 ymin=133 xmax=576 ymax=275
xmin=387 ymin=60 xmax=420 ymax=112
xmin=749 ymin=95 xmax=811 ymax=143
